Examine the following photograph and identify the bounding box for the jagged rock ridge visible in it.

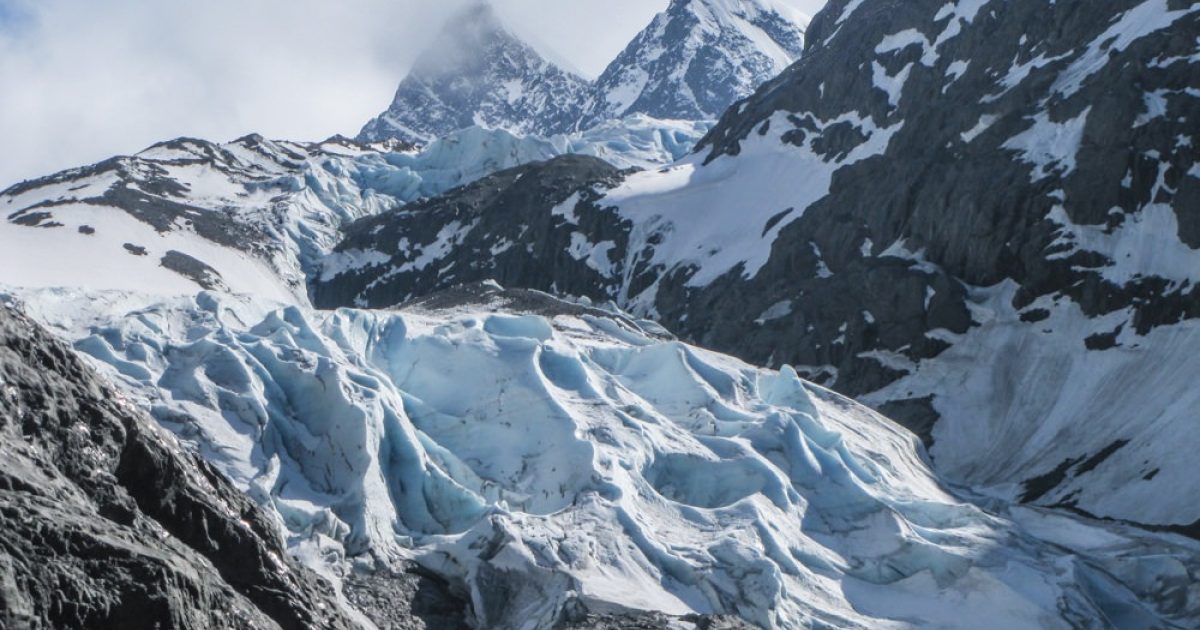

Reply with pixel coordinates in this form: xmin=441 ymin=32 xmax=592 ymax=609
xmin=583 ymin=0 xmax=808 ymax=126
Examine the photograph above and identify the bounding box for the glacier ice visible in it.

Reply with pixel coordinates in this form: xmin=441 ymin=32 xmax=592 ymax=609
xmin=10 ymin=285 xmax=1198 ymax=629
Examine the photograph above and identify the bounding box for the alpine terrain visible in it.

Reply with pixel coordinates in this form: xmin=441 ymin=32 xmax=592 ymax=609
xmin=320 ymin=0 xmax=1200 ymax=538
xmin=1 ymin=0 xmax=1199 ymax=628
xmin=359 ymin=0 xmax=810 ymax=145
xmin=582 ymin=0 xmax=809 ymax=125
xmin=357 ymin=2 xmax=592 ymax=145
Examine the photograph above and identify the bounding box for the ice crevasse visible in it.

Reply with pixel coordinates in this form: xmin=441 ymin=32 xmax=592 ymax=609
xmin=13 ymin=287 xmax=1190 ymax=629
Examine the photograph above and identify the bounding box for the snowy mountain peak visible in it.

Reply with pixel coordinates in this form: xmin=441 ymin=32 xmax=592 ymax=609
xmin=356 ymin=1 xmax=590 ymax=145
xmin=681 ymin=0 xmax=809 ymax=69
xmin=580 ymin=0 xmax=809 ymax=125
xmin=358 ymin=0 xmax=810 ymax=146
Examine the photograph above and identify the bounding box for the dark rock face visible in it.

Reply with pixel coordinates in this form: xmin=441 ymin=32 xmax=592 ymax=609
xmin=687 ymin=0 xmax=1199 ymax=381
xmin=311 ymin=155 xmax=628 ymax=309
xmin=0 ymin=304 xmax=356 ymax=630
xmin=342 ymin=567 xmax=470 ymax=630
xmin=315 ymin=0 xmax=1200 ymax=527
xmin=675 ymin=0 xmax=1200 ymax=469
xmin=357 ymin=2 xmax=591 ymax=145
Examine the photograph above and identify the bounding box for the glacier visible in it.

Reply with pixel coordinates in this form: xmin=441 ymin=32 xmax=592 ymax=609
xmin=7 ymin=284 xmax=1198 ymax=629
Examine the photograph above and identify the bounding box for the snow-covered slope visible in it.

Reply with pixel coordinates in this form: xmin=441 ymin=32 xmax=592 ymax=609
xmin=583 ymin=0 xmax=809 ymax=125
xmin=4 ymin=0 xmax=1199 ymax=626
xmin=10 ymin=284 xmax=1199 ymax=629
xmin=357 ymin=2 xmax=591 ymax=144
xmin=318 ymin=0 xmax=1200 ymax=533
xmin=0 ymin=135 xmax=401 ymax=301
xmin=1 ymin=118 xmax=707 ymax=305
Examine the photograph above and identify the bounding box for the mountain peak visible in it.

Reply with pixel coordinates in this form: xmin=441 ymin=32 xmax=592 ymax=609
xmin=358 ymin=0 xmax=810 ymax=146
xmin=581 ymin=0 xmax=808 ymax=124
xmin=357 ymin=2 xmax=589 ymax=145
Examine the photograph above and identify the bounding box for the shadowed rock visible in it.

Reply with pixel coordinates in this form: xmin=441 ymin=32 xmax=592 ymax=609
xmin=0 ymin=303 xmax=357 ymax=630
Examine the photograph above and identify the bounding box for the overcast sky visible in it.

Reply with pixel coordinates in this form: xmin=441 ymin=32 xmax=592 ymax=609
xmin=0 ymin=0 xmax=825 ymax=187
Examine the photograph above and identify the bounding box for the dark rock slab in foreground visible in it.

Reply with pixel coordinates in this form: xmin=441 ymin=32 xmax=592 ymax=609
xmin=0 ymin=303 xmax=356 ymax=630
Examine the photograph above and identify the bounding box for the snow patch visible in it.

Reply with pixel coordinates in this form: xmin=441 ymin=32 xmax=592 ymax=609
xmin=1053 ymin=0 xmax=1199 ymax=98
xmin=1002 ymin=107 xmax=1092 ymax=182
xmin=1045 ymin=204 xmax=1200 ymax=285
xmin=608 ymin=110 xmax=904 ymax=288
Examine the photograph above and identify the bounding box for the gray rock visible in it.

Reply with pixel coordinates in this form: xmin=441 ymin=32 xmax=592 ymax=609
xmin=342 ymin=566 xmax=470 ymax=630
xmin=358 ymin=0 xmax=809 ymax=145
xmin=0 ymin=303 xmax=357 ymax=629
xmin=160 ymin=249 xmax=228 ymax=291
xmin=310 ymin=155 xmax=628 ymax=310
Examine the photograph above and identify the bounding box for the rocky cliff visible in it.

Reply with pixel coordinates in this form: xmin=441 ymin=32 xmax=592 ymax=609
xmin=0 ymin=302 xmax=357 ymax=629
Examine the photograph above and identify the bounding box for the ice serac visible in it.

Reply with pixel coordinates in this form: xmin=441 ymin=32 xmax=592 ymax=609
xmin=318 ymin=0 xmax=1200 ymax=531
xmin=0 ymin=302 xmax=356 ymax=630
xmin=14 ymin=284 xmax=1199 ymax=629
xmin=357 ymin=1 xmax=590 ymax=144
xmin=582 ymin=0 xmax=809 ymax=126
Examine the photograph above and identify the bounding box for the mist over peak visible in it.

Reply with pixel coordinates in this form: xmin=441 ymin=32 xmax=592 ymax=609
xmin=358 ymin=0 xmax=810 ymax=144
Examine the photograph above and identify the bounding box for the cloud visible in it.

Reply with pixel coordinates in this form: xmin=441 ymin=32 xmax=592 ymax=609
xmin=0 ymin=0 xmax=460 ymax=185
xmin=0 ymin=0 xmax=826 ymax=187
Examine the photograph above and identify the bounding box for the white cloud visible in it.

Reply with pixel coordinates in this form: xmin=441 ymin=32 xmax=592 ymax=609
xmin=0 ymin=0 xmax=457 ymax=185
xmin=0 ymin=0 xmax=826 ymax=187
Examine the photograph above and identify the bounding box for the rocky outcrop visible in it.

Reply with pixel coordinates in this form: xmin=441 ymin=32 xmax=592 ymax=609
xmin=311 ymin=155 xmax=628 ymax=310
xmin=0 ymin=302 xmax=356 ymax=629
xmin=560 ymin=610 xmax=755 ymax=630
